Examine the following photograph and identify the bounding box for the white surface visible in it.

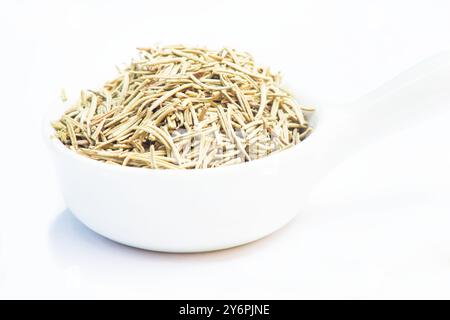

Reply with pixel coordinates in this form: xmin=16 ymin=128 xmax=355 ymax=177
xmin=1 ymin=0 xmax=450 ymax=299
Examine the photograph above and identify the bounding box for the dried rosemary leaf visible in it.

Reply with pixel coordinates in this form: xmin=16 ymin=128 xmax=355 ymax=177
xmin=52 ymin=45 xmax=314 ymax=169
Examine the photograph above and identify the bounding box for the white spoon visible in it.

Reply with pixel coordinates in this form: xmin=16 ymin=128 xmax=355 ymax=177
xmin=45 ymin=51 xmax=450 ymax=252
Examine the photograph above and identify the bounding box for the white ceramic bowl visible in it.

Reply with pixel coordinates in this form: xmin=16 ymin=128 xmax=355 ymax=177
xmin=45 ymin=52 xmax=450 ymax=252
xmin=45 ymin=106 xmax=322 ymax=252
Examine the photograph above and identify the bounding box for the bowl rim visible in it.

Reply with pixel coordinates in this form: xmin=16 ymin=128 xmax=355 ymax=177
xmin=43 ymin=103 xmax=321 ymax=176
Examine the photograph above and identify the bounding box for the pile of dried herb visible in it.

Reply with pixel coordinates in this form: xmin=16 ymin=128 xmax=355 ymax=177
xmin=52 ymin=45 xmax=314 ymax=169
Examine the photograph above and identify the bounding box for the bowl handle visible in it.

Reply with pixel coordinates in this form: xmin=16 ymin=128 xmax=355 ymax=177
xmin=312 ymin=51 xmax=450 ymax=181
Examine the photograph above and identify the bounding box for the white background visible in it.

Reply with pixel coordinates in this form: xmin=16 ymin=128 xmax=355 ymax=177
xmin=1 ymin=0 xmax=450 ymax=299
